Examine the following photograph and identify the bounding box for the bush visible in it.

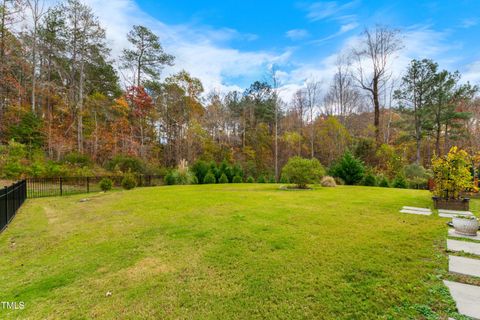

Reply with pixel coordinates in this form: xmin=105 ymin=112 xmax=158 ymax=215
xmin=64 ymin=152 xmax=92 ymax=168
xmin=99 ymin=178 xmax=113 ymax=192
xmin=378 ymin=176 xmax=390 ymax=188
xmin=431 ymin=147 xmax=474 ymax=199
xmin=269 ymin=176 xmax=276 ymax=183
xmin=232 ymin=175 xmax=243 ymax=183
xmin=280 ymin=175 xmax=289 ymax=183
xmin=362 ymin=173 xmax=376 ymax=186
xmin=329 ymin=152 xmax=365 ymax=185
xmin=281 ymin=156 xmax=325 ymax=189
xmin=232 ymin=164 xmax=244 ymax=180
xmin=392 ymin=174 xmax=408 ymax=189
xmin=7 ymin=112 xmax=44 ymax=153
xmin=334 ymin=177 xmax=345 ymax=185
xmin=203 ymin=171 xmax=216 ymax=184
xmin=191 ymin=160 xmax=209 ymax=184
xmin=121 ymin=173 xmax=137 ymax=190
xmin=218 ymin=173 xmax=229 ymax=184
xmin=257 ymin=175 xmax=266 ymax=183
xmin=107 ymin=155 xmax=144 ymax=174
xmin=219 ymin=160 xmax=235 ymax=182
xmin=191 ymin=175 xmax=199 ymax=184
xmin=246 ymin=176 xmax=255 ymax=183
xmin=321 ymin=176 xmax=336 ymax=187
xmin=404 ymin=163 xmax=432 ymax=189
xmin=164 ymin=172 xmax=176 ymax=185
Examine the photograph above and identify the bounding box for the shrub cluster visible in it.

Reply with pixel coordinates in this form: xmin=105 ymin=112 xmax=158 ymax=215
xmin=191 ymin=160 xmax=244 ymax=184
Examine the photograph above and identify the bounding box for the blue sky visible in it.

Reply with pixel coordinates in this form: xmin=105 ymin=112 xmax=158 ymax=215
xmin=77 ymin=0 xmax=480 ymax=98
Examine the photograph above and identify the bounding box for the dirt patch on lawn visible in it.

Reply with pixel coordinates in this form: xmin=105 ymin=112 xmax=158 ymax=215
xmin=126 ymin=257 xmax=173 ymax=279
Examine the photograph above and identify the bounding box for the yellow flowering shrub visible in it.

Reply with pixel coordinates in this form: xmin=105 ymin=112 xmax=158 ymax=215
xmin=431 ymin=146 xmax=473 ymax=199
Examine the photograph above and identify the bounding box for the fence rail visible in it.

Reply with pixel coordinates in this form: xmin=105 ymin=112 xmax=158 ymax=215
xmin=27 ymin=175 xmax=164 ymax=198
xmin=1 ymin=180 xmax=27 ymax=232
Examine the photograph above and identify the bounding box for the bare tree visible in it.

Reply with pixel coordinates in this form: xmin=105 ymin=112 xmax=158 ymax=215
xmin=324 ymin=54 xmax=363 ymax=126
xmin=269 ymin=66 xmax=280 ymax=182
xmin=25 ymin=0 xmax=46 ymax=113
xmin=351 ymin=25 xmax=402 ymax=144
xmin=60 ymin=0 xmax=108 ymax=153
xmin=292 ymin=88 xmax=307 ymax=154
xmin=305 ymin=79 xmax=321 ymax=158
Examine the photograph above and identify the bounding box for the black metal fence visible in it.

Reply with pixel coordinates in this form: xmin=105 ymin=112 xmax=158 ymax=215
xmin=1 ymin=180 xmax=27 ymax=232
xmin=27 ymin=175 xmax=164 ymax=198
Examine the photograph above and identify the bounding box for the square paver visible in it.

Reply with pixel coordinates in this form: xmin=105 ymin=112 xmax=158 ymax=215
xmin=449 ymin=255 xmax=480 ymax=278
xmin=402 ymin=206 xmax=432 ymax=212
xmin=447 ymin=239 xmax=480 ymax=256
xmin=400 ymin=209 xmax=432 ymax=216
xmin=444 ymin=280 xmax=480 ymax=319
xmin=448 ymin=229 xmax=480 ymax=241
xmin=439 ymin=209 xmax=473 ymax=216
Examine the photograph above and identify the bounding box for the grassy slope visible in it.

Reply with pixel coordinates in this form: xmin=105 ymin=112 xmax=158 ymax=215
xmin=0 ymin=185 xmax=476 ymax=319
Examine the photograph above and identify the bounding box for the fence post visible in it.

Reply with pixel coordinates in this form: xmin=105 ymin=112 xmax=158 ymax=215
xmin=2 ymin=187 xmax=7 ymax=228
xmin=60 ymin=177 xmax=63 ymax=196
xmin=87 ymin=177 xmax=90 ymax=193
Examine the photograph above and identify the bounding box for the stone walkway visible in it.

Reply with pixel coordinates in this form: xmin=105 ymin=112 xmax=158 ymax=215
xmin=400 ymin=206 xmax=480 ymax=318
xmin=446 ymin=226 xmax=480 ymax=319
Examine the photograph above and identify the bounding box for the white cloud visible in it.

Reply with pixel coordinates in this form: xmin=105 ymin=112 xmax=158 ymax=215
xmin=311 ymin=22 xmax=359 ymax=44
xmin=285 ymin=29 xmax=310 ymax=40
xmin=461 ymin=18 xmax=478 ymax=28
xmin=45 ymin=0 xmax=286 ymax=94
xmin=41 ymin=1 xmax=474 ymax=103
xmin=305 ymin=0 xmax=359 ymax=22
xmin=463 ymin=61 xmax=480 ymax=85
xmin=276 ymin=25 xmax=461 ymax=105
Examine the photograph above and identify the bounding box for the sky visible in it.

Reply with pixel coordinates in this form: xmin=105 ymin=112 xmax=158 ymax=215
xmin=49 ymin=0 xmax=480 ymax=100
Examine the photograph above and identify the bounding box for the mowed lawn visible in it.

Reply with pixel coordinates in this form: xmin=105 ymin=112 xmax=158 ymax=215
xmin=0 ymin=185 xmax=474 ymax=319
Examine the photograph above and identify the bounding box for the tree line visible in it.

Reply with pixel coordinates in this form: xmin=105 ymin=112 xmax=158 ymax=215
xmin=0 ymin=0 xmax=479 ymax=181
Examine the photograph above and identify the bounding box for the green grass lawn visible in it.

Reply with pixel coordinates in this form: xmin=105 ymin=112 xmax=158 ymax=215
xmin=0 ymin=184 xmax=476 ymax=319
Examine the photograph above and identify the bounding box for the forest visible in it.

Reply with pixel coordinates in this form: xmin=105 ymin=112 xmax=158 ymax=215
xmin=1 ymin=0 xmax=479 ymax=187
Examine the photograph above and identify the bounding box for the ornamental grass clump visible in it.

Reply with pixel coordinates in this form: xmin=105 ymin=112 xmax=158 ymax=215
xmin=321 ymin=176 xmax=336 ymax=187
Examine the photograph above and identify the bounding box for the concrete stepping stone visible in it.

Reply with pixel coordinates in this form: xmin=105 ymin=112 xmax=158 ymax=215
xmin=448 ymin=229 xmax=480 ymax=241
xmin=449 ymin=255 xmax=480 ymax=278
xmin=402 ymin=206 xmax=432 ymax=212
xmin=439 ymin=209 xmax=473 ymax=219
xmin=400 ymin=209 xmax=432 ymax=216
xmin=447 ymin=239 xmax=480 ymax=255
xmin=444 ymin=280 xmax=480 ymax=319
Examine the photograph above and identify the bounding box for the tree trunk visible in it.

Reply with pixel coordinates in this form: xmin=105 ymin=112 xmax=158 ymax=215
xmin=31 ymin=18 xmax=37 ymax=113
xmin=373 ymin=77 xmax=381 ymax=144
xmin=0 ymin=0 xmax=6 ymax=128
xmin=77 ymin=60 xmax=85 ymax=153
